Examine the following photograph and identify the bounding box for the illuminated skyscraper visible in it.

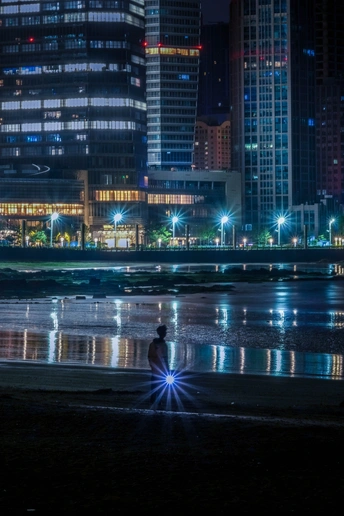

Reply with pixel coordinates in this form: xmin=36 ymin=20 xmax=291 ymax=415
xmin=315 ymin=0 xmax=344 ymax=209
xmin=230 ymin=0 xmax=317 ymax=231
xmin=144 ymin=0 xmax=201 ymax=170
xmin=0 ymin=0 xmax=147 ymax=232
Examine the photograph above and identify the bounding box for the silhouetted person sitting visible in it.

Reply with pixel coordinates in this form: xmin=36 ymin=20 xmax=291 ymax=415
xmin=148 ymin=325 xmax=169 ymax=405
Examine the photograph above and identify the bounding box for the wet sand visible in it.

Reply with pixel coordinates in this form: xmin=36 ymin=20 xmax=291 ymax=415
xmin=1 ymin=362 xmax=344 ymax=513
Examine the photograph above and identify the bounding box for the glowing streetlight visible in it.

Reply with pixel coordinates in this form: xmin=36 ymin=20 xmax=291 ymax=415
xmin=172 ymin=216 xmax=179 ymax=245
xmin=243 ymin=238 xmax=247 ymax=248
xmin=158 ymin=238 xmax=162 ymax=248
xmin=114 ymin=213 xmax=122 ymax=248
xmin=60 ymin=236 xmax=64 ymax=247
xmin=269 ymin=238 xmax=273 ymax=248
xmin=215 ymin=237 xmax=219 ymax=247
xmin=277 ymin=216 xmax=285 ymax=246
xmin=221 ymin=215 xmax=229 ymax=246
xmin=293 ymin=238 xmax=297 ymax=248
xmin=329 ymin=218 xmax=335 ymax=247
xmin=50 ymin=212 xmax=59 ymax=248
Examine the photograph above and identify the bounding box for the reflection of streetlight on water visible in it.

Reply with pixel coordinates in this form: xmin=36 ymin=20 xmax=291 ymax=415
xmin=114 ymin=213 xmax=122 ymax=249
xmin=50 ymin=212 xmax=59 ymax=248
xmin=221 ymin=216 xmax=229 ymax=246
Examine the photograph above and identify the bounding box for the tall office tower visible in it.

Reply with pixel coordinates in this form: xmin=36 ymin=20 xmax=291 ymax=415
xmin=315 ymin=0 xmax=344 ymax=209
xmin=0 ymin=0 xmax=147 ymax=232
xmin=230 ymin=0 xmax=316 ymax=231
xmin=197 ymin=22 xmax=230 ymax=119
xmin=145 ymin=0 xmax=201 ymax=170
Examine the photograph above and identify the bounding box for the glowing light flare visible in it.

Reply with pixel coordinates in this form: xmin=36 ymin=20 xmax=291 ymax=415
xmin=165 ymin=373 xmax=175 ymax=385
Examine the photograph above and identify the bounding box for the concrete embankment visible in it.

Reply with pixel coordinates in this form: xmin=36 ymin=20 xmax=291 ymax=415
xmin=1 ymin=246 xmax=344 ymax=264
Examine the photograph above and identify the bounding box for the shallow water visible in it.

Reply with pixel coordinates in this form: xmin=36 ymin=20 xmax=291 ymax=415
xmin=1 ymin=279 xmax=344 ymax=380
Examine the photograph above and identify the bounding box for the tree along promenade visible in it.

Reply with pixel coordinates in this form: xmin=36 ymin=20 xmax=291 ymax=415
xmin=0 ymin=246 xmax=344 ymax=264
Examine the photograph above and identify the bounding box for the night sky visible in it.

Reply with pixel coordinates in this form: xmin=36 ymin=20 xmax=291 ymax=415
xmin=201 ymin=0 xmax=230 ymax=23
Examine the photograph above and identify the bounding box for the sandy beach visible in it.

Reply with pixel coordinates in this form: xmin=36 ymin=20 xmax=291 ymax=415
xmin=1 ymin=362 xmax=344 ymax=514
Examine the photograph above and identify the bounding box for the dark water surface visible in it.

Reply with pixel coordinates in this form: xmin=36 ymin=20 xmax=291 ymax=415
xmin=1 ymin=266 xmax=344 ymax=380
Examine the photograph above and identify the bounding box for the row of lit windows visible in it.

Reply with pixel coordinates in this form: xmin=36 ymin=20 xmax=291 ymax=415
xmin=1 ymin=146 xmax=88 ymax=156
xmin=0 ymin=12 xmax=144 ymax=28
xmin=2 ymin=62 xmax=136 ymax=75
xmin=0 ymin=204 xmax=83 ymax=216
xmin=2 ymin=41 xmax=142 ymax=52
xmin=94 ymin=190 xmax=146 ymax=202
xmin=145 ymin=47 xmax=200 ymax=57
xmin=0 ymin=121 xmax=142 ymax=133
xmin=147 ymin=194 xmax=194 ymax=205
xmin=1 ymin=98 xmax=146 ymax=110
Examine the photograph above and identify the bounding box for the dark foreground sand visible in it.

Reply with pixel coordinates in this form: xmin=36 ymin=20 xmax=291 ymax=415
xmin=1 ymin=363 xmax=344 ymax=514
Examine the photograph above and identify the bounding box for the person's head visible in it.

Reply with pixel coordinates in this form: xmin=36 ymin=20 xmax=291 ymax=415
xmin=156 ymin=324 xmax=167 ymax=339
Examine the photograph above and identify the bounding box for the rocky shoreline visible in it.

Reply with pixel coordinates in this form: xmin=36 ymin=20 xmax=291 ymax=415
xmin=0 ymin=264 xmax=340 ymax=298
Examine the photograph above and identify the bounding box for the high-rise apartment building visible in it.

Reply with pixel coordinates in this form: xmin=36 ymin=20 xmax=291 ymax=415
xmin=230 ymin=0 xmax=317 ymax=232
xmin=144 ymin=0 xmax=201 ymax=170
xmin=0 ymin=0 xmax=147 ymax=234
xmin=194 ymin=117 xmax=231 ymax=170
xmin=315 ymin=0 xmax=344 ymax=209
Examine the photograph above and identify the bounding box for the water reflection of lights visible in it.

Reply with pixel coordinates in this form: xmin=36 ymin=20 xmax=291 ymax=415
xmin=50 ymin=310 xmax=58 ymax=330
xmin=329 ymin=311 xmax=344 ymax=328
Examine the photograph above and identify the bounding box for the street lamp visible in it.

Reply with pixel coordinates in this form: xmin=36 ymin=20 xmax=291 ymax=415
xmin=114 ymin=213 xmax=122 ymax=249
xmin=243 ymin=238 xmax=247 ymax=248
xmin=60 ymin=236 xmax=64 ymax=248
xmin=158 ymin=238 xmax=161 ymax=248
xmin=293 ymin=238 xmax=297 ymax=248
xmin=269 ymin=238 xmax=273 ymax=248
xmin=329 ymin=218 xmax=335 ymax=247
xmin=50 ymin=212 xmax=59 ymax=248
xmin=221 ymin=215 xmax=229 ymax=246
xmin=172 ymin=216 xmax=178 ymax=245
xmin=277 ymin=216 xmax=285 ymax=246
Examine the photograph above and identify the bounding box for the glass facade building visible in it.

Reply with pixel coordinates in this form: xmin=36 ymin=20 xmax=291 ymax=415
xmin=145 ymin=0 xmax=201 ymax=170
xmin=315 ymin=0 xmax=344 ymax=208
xmin=230 ymin=0 xmax=316 ymax=231
xmin=0 ymin=0 xmax=147 ymax=230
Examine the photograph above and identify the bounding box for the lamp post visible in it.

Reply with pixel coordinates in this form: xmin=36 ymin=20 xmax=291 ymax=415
xmin=293 ymin=238 xmax=297 ymax=248
xmin=60 ymin=236 xmax=64 ymax=248
xmin=221 ymin=215 xmax=229 ymax=246
xmin=50 ymin=212 xmax=59 ymax=248
xmin=329 ymin=218 xmax=335 ymax=247
xmin=158 ymin=238 xmax=161 ymax=248
xmin=277 ymin=216 xmax=285 ymax=246
xmin=114 ymin=213 xmax=122 ymax=249
xmin=243 ymin=238 xmax=247 ymax=248
xmin=172 ymin=216 xmax=178 ymax=246
xmin=269 ymin=238 xmax=273 ymax=248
